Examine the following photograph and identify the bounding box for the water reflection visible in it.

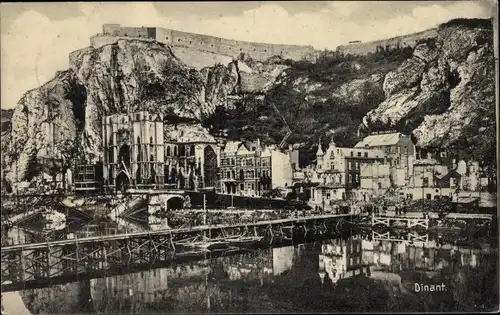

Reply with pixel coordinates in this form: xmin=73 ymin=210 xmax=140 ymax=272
xmin=5 ymin=232 xmax=497 ymax=314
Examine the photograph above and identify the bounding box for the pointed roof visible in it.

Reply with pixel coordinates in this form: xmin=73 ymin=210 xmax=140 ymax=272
xmin=316 ymin=137 xmax=324 ymax=156
xmin=329 ymin=136 xmax=336 ymax=147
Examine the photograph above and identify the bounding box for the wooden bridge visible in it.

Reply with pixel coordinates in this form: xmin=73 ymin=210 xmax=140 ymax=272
xmin=1 ymin=213 xmax=356 ymax=292
xmin=371 ymin=214 xmax=429 ymax=229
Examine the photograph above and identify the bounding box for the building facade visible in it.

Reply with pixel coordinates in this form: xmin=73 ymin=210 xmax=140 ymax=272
xmin=101 ymin=111 xmax=219 ymax=192
xmin=311 ymin=138 xmax=386 ymax=206
xmin=218 ymin=140 xmax=296 ymax=196
xmin=355 ymin=132 xmax=415 ymax=186
xmin=73 ymin=162 xmax=103 ymax=193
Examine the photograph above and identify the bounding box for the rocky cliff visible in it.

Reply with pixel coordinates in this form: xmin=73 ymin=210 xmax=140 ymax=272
xmin=361 ymin=19 xmax=495 ymax=163
xmin=1 ymin=18 xmax=495 ymax=186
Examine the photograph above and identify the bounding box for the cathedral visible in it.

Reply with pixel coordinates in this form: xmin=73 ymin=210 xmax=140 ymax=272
xmin=101 ymin=111 xmax=220 ymax=193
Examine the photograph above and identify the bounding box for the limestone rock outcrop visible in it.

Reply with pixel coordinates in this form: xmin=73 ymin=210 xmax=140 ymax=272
xmin=361 ymin=21 xmax=495 ymax=156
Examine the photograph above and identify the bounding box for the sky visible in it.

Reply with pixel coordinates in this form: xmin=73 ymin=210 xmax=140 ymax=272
xmin=0 ymin=1 xmax=496 ymax=109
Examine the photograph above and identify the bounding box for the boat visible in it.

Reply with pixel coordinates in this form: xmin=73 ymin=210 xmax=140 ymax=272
xmin=176 ymin=234 xmax=230 ymax=251
xmin=183 ymin=240 xmax=229 ymax=251
xmin=226 ymin=235 xmax=264 ymax=247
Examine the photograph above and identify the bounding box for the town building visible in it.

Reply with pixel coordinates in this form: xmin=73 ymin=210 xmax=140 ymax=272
xmin=218 ymin=140 xmax=297 ymax=196
xmin=359 ymin=161 xmax=391 ymax=199
xmin=101 ymin=111 xmax=220 ymax=193
xmin=401 ymin=158 xmax=462 ymax=200
xmin=73 ymin=162 xmax=103 ymax=194
xmin=310 ymin=138 xmax=385 ymax=206
xmin=355 ymin=131 xmax=415 ymax=186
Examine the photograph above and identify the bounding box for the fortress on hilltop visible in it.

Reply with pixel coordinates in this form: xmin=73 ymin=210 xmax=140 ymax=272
xmin=336 ymin=29 xmax=438 ymax=56
xmin=87 ymin=24 xmax=440 ymax=63
xmin=90 ymin=24 xmax=317 ymax=62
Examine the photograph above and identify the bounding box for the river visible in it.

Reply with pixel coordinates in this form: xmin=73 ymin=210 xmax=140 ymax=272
xmin=1 ymin=214 xmax=498 ymax=313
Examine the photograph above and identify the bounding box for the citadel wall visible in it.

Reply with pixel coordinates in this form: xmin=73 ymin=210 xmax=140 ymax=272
xmin=93 ymin=24 xmax=437 ymax=63
xmin=336 ymin=29 xmax=438 ymax=56
xmin=99 ymin=24 xmax=316 ymax=62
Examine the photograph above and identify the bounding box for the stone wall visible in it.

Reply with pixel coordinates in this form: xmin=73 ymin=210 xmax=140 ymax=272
xmin=337 ymin=29 xmax=438 ymax=56
xmin=90 ymin=34 xmax=155 ymax=49
xmin=100 ymin=24 xmax=316 ymax=62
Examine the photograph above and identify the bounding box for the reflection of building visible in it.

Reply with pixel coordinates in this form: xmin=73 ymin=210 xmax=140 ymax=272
xmin=318 ymin=238 xmax=364 ymax=285
xmin=272 ymin=246 xmax=295 ymax=276
xmin=218 ymin=140 xmax=297 ymax=196
xmin=223 ymin=250 xmax=274 ymax=280
xmin=101 ymin=111 xmax=219 ymax=192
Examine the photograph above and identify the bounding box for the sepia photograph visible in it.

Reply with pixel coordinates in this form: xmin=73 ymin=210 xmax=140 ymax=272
xmin=0 ymin=1 xmax=499 ymax=314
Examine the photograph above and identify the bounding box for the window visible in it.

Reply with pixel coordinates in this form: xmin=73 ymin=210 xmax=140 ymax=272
xmin=137 ymin=136 xmax=140 ymax=144
xmin=251 ymin=183 xmax=255 ymax=190
xmin=423 ymin=177 xmax=429 ymax=187
xmin=350 ymin=151 xmax=354 ymax=157
xmin=240 ymin=183 xmax=244 ymax=190
xmin=426 ymin=194 xmax=432 ymax=200
xmin=364 ymin=152 xmax=368 ymax=157
xmin=378 ymin=182 xmax=382 ymax=189
xmin=357 ymin=152 xmax=361 ymax=157
xmin=150 ymin=136 xmax=153 ymax=144
xmin=166 ymin=146 xmax=171 ymax=156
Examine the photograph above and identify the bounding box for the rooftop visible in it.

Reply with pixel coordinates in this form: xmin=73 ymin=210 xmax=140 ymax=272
xmin=355 ymin=132 xmax=405 ymax=148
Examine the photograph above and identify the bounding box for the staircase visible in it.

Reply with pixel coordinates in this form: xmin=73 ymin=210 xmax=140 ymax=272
xmin=108 ymin=197 xmax=146 ymax=219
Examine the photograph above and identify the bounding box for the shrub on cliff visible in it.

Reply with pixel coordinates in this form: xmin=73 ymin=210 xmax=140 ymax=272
xmin=440 ymin=18 xmax=493 ymax=30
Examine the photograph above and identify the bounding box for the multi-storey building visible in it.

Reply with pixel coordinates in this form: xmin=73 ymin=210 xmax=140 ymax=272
xmin=163 ymin=123 xmax=220 ymax=190
xmin=310 ymin=138 xmax=385 ymax=205
xmin=73 ymin=162 xmax=104 ymax=194
xmin=359 ymin=161 xmax=391 ymax=200
xmin=218 ymin=139 xmax=296 ymax=196
xmin=101 ymin=111 xmax=219 ymax=192
xmin=355 ymin=131 xmax=415 ymax=186
xmin=102 ymin=112 xmax=164 ymax=192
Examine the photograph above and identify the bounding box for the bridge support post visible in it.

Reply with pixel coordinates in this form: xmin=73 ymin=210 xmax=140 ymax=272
xmin=48 ymin=245 xmax=63 ymax=278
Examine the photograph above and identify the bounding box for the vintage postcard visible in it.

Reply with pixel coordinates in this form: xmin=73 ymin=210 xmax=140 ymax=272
xmin=1 ymin=1 xmax=498 ymax=314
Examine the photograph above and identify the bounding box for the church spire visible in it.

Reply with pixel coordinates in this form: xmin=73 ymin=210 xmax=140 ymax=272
xmin=316 ymin=137 xmax=324 ymax=156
